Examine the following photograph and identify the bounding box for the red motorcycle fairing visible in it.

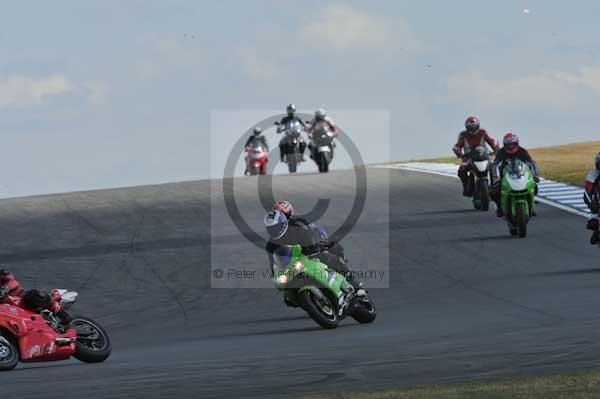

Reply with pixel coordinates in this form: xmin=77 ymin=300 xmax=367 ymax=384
xmin=0 ymin=300 xmax=76 ymax=362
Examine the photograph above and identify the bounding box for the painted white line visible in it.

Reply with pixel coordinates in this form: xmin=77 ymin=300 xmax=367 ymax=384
xmin=373 ymin=162 xmax=592 ymax=218
xmin=546 ymin=194 xmax=584 ymax=200
xmin=534 ymin=197 xmax=590 ymax=217
xmin=540 ymin=187 xmax=584 ymax=193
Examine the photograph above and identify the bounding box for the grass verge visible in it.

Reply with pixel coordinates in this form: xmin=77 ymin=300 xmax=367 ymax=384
xmin=414 ymin=140 xmax=600 ymax=187
xmin=295 ymin=369 xmax=600 ymax=399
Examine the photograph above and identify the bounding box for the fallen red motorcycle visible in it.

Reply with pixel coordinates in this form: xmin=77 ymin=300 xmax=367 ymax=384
xmin=0 ymin=289 xmax=111 ymax=370
xmin=245 ymin=142 xmax=268 ymax=175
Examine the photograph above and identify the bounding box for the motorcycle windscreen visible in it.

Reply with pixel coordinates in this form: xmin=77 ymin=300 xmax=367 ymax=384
xmin=273 ymin=245 xmax=294 ymax=270
xmin=506 ymin=161 xmax=529 ymax=190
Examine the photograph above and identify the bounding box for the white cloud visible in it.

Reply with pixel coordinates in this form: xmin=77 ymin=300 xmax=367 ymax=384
xmin=444 ymin=65 xmax=600 ymax=109
xmin=298 ymin=4 xmax=420 ymax=52
xmin=0 ymin=75 xmax=73 ymax=108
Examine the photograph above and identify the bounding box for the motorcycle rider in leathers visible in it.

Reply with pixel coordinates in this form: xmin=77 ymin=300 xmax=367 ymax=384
xmin=0 ymin=270 xmax=63 ymax=317
xmin=244 ymin=126 xmax=269 ymax=175
xmin=490 ymin=133 xmax=540 ymax=217
xmin=264 ymin=207 xmax=366 ymax=307
xmin=453 ymin=116 xmax=499 ymax=196
xmin=307 ymin=108 xmax=337 ymax=159
xmin=276 ymin=104 xmax=307 ymax=162
xmin=584 ymin=153 xmax=600 ymax=244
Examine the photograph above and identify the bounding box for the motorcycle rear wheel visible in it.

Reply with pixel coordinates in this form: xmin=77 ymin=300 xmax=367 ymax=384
xmin=351 ymin=298 xmax=377 ymax=324
xmin=0 ymin=335 xmax=18 ymax=371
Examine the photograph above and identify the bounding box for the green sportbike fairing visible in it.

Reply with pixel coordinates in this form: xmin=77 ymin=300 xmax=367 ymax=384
xmin=272 ymin=244 xmax=376 ymax=329
xmin=500 ymin=159 xmax=536 ymax=238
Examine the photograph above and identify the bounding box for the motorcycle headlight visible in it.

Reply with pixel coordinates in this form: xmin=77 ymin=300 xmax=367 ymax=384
xmin=293 ymin=260 xmax=304 ymax=273
xmin=276 ymin=274 xmax=288 ymax=286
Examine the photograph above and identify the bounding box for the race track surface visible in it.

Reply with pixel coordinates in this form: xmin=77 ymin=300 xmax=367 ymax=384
xmin=1 ymin=168 xmax=600 ymax=399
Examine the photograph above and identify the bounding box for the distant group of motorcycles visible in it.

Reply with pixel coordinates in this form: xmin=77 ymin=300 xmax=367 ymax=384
xmin=244 ymin=104 xmax=338 ymax=175
xmin=454 ymin=117 xmax=540 ymax=238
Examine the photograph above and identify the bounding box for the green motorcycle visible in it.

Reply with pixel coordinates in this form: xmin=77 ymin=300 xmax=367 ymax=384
xmin=500 ymin=159 xmax=536 ymax=238
xmin=272 ymin=244 xmax=376 ymax=329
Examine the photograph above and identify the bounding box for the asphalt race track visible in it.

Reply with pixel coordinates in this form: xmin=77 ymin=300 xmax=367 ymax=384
xmin=1 ymin=168 xmax=600 ymax=399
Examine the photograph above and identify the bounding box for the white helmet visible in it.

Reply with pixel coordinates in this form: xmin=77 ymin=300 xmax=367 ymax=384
xmin=315 ymin=108 xmax=326 ymax=120
xmin=264 ymin=210 xmax=289 ymax=239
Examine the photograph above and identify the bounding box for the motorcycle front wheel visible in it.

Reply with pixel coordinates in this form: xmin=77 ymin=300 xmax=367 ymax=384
xmin=516 ymin=203 xmax=528 ymax=238
xmin=298 ymin=290 xmax=338 ymax=329
xmin=479 ymin=179 xmax=490 ymax=211
xmin=70 ymin=316 xmax=112 ymax=363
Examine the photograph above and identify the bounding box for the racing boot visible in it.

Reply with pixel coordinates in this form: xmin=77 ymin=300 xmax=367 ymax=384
xmin=591 ymin=231 xmax=600 ymax=245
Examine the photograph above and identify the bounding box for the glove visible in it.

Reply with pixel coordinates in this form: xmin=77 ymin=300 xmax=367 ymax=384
xmin=587 ymin=218 xmax=599 ymax=231
xmin=0 ymin=285 xmax=9 ymax=299
xmin=534 ymin=176 xmax=540 ymax=183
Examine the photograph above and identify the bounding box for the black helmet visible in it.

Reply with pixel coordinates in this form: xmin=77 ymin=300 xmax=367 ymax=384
xmin=465 ymin=116 xmax=480 ymax=134
xmin=253 ymin=126 xmax=262 ymax=135
xmin=286 ymin=104 xmax=296 ymax=116
xmin=22 ymin=289 xmax=52 ymax=310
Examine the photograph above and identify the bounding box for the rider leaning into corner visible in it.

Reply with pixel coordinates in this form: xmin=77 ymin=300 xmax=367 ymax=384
xmin=453 ymin=116 xmax=499 ymax=196
xmin=264 ymin=201 xmax=366 ymax=307
xmin=307 ymin=108 xmax=338 ymax=158
xmin=491 ymin=133 xmax=540 ymax=217
xmin=0 ymin=269 xmax=66 ymax=319
xmin=277 ymin=104 xmax=307 ymax=162
xmin=584 ymin=153 xmax=600 ymax=244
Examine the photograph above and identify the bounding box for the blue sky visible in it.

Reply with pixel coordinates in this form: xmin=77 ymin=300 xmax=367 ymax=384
xmin=1 ymin=1 xmax=599 ymax=197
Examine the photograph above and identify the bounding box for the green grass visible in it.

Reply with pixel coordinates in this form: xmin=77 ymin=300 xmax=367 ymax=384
xmin=295 ymin=369 xmax=600 ymax=399
xmin=414 ymin=140 xmax=600 ymax=187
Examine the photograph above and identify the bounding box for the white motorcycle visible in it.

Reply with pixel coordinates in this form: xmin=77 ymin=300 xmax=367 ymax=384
xmin=467 ymin=146 xmax=493 ymax=211
xmin=275 ymin=120 xmax=306 ymax=173
xmin=309 ymin=121 xmax=336 ymax=173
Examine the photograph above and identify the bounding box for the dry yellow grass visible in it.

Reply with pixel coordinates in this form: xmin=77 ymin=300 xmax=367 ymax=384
xmin=416 ymin=140 xmax=600 ymax=187
xmin=296 ymin=369 xmax=600 ymax=399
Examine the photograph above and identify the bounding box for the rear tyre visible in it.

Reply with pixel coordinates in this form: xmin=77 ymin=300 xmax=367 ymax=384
xmin=516 ymin=203 xmax=528 ymax=238
xmin=479 ymin=180 xmax=490 ymax=211
xmin=351 ymin=299 xmax=377 ymax=324
xmin=70 ymin=316 xmax=112 ymax=363
xmin=0 ymin=335 xmax=18 ymax=371
xmin=297 ymin=290 xmax=338 ymax=329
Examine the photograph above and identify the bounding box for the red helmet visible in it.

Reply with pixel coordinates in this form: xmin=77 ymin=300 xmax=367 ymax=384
xmin=465 ymin=116 xmax=480 ymax=134
xmin=503 ymin=133 xmax=519 ymax=154
xmin=273 ymin=200 xmax=294 ymax=218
